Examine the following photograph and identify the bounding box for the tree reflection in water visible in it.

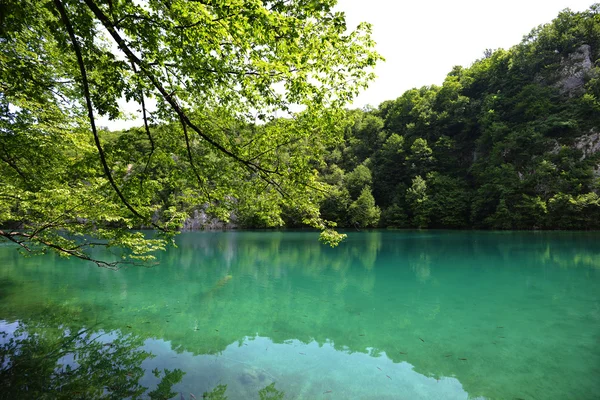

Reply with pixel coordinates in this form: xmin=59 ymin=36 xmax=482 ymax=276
xmin=0 ymin=306 xmax=284 ymax=400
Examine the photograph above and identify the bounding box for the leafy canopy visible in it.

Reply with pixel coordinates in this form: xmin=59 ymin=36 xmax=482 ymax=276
xmin=0 ymin=0 xmax=382 ymax=265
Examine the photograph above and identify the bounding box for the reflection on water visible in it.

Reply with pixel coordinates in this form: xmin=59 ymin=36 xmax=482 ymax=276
xmin=0 ymin=316 xmax=476 ymax=400
xmin=0 ymin=231 xmax=599 ymax=399
xmin=0 ymin=309 xmax=185 ymax=400
xmin=0 ymin=312 xmax=287 ymax=400
xmin=143 ymin=335 xmax=479 ymax=400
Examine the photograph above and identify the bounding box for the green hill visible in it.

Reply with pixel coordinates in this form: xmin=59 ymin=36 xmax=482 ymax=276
xmin=318 ymin=5 xmax=600 ymax=230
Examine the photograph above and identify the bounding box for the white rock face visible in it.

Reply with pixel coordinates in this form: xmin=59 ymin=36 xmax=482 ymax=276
xmin=573 ymin=130 xmax=600 ymax=178
xmin=573 ymin=130 xmax=600 ymax=160
xmin=182 ymin=208 xmax=237 ymax=230
xmin=555 ymin=44 xmax=595 ymax=96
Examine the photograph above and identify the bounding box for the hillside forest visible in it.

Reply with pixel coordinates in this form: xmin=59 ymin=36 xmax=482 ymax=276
xmin=314 ymin=5 xmax=600 ymax=230
xmin=206 ymin=5 xmax=600 ymax=231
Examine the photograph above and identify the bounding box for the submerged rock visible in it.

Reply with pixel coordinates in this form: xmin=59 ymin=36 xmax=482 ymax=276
xmin=238 ymin=366 xmax=265 ymax=386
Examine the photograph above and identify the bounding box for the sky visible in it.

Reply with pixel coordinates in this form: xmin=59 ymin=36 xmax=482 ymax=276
xmin=338 ymin=0 xmax=595 ymax=108
xmin=101 ymin=0 xmax=595 ymax=129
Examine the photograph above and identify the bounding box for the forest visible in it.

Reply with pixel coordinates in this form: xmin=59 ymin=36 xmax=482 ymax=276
xmin=315 ymin=5 xmax=600 ymax=230
xmin=110 ymin=5 xmax=600 ymax=231
xmin=1 ymin=2 xmax=599 ymax=264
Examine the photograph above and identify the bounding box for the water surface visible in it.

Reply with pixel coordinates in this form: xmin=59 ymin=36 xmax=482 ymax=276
xmin=1 ymin=231 xmax=599 ymax=399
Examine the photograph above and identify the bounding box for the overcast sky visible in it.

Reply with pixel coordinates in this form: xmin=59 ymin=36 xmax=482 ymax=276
xmin=338 ymin=0 xmax=595 ymax=108
xmin=101 ymin=1 xmax=595 ymax=129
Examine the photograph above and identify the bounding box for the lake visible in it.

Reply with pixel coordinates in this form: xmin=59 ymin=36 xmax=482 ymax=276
xmin=0 ymin=231 xmax=599 ymax=399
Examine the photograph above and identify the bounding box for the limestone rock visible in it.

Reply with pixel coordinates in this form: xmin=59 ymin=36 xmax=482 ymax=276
xmin=554 ymin=44 xmax=596 ymax=96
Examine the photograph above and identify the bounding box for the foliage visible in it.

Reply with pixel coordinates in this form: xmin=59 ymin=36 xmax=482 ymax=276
xmin=426 ymin=172 xmax=469 ymax=228
xmin=348 ymin=186 xmax=380 ymax=228
xmin=2 ymin=1 xmax=599 ymax=247
xmin=0 ymin=0 xmax=381 ymax=264
xmin=316 ymin=4 xmax=600 ymax=230
xmin=406 ymin=176 xmax=431 ymax=228
xmin=344 ymin=164 xmax=373 ymax=199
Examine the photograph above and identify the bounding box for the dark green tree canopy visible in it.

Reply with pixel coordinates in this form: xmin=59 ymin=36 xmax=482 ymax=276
xmin=316 ymin=5 xmax=600 ymax=231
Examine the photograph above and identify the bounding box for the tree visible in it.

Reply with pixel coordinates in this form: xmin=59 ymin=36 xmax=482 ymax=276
xmin=344 ymin=109 xmax=385 ymax=165
xmin=406 ymin=138 xmax=434 ymax=177
xmin=406 ymin=175 xmax=431 ymax=228
xmin=316 ymin=5 xmax=600 ymax=231
xmin=371 ymin=133 xmax=407 ymax=207
xmin=344 ymin=164 xmax=373 ymax=199
xmin=427 ymin=172 xmax=469 ymax=228
xmin=348 ymin=186 xmax=380 ymax=228
xmin=0 ymin=0 xmax=381 ymax=264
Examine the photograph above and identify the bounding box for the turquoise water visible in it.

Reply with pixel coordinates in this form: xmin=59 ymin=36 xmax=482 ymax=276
xmin=0 ymin=231 xmax=599 ymax=399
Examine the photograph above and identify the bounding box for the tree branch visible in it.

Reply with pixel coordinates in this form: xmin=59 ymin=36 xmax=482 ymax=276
xmin=0 ymin=229 xmax=31 ymax=252
xmin=247 ymin=137 xmax=301 ymax=162
xmin=131 ymin=62 xmax=155 ymax=184
xmin=0 ymin=229 xmax=124 ymax=270
xmin=82 ymin=0 xmax=281 ymax=178
xmin=53 ymin=0 xmax=166 ymax=232
xmin=0 ymin=142 xmax=31 ymax=185
xmin=179 ymin=115 xmax=212 ymax=202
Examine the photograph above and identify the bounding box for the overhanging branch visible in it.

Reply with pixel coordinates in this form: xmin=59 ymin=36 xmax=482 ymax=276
xmin=179 ymin=115 xmax=212 ymax=202
xmin=53 ymin=0 xmax=166 ymax=232
xmin=82 ymin=0 xmax=281 ymax=178
xmin=131 ymin=62 xmax=155 ymax=183
xmin=0 ymin=229 xmax=122 ymax=269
